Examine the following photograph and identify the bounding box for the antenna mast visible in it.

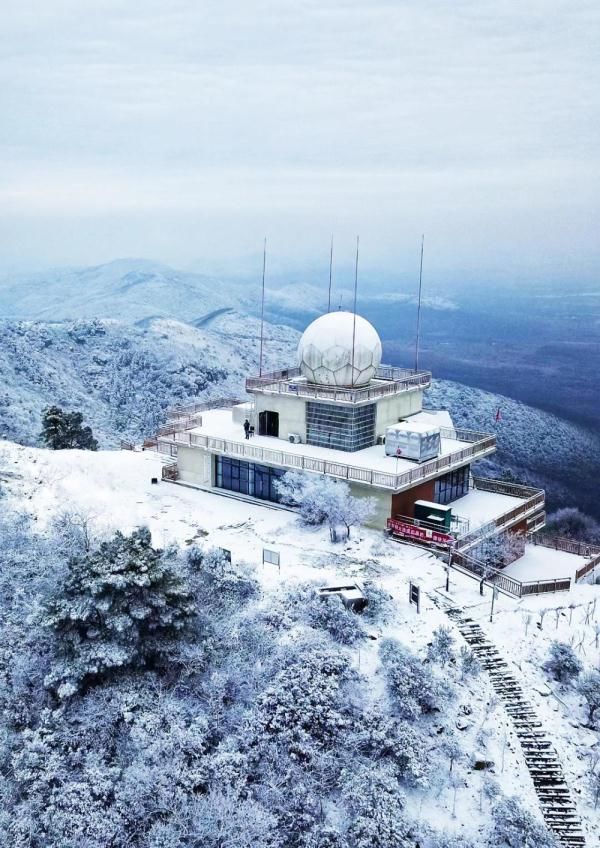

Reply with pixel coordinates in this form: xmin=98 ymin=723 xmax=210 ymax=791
xmin=414 ymin=234 xmax=424 ymax=372
xmin=327 ymin=235 xmax=334 ymax=312
xmin=259 ymin=237 xmax=267 ymax=376
xmin=351 ymin=235 xmax=359 ymax=386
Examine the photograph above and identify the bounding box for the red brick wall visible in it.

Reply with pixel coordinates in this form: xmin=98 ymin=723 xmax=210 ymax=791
xmin=391 ymin=481 xmax=436 ymax=519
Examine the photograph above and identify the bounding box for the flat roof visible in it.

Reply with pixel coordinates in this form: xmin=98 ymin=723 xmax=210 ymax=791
xmin=187 ymin=408 xmax=465 ymax=477
xmin=504 ymin=544 xmax=589 ymax=582
xmin=451 ymin=489 xmax=524 ymax=532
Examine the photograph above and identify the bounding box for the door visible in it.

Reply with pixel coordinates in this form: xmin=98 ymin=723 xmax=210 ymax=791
xmin=258 ymin=410 xmax=279 ymax=437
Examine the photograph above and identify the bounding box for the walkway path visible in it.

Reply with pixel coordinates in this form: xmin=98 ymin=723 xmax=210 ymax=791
xmin=438 ymin=598 xmax=586 ymax=847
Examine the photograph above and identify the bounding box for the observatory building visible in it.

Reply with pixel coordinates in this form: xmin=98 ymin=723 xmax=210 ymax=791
xmin=157 ymin=311 xmax=547 ymax=553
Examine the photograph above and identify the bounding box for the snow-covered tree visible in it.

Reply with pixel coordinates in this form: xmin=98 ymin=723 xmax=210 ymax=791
xmin=459 ymin=645 xmax=480 ymax=679
xmin=545 ymin=507 xmax=600 ymax=544
xmin=543 ymin=642 xmax=583 ymax=684
xmin=578 ymin=671 xmax=600 ymax=725
xmin=427 ymin=626 xmax=455 ymax=666
xmin=342 ymin=764 xmax=413 ymax=848
xmin=43 ymin=527 xmax=195 ymax=696
xmin=472 ymin=531 xmax=525 ymax=573
xmin=379 ymin=639 xmax=454 ymax=720
xmin=40 ymin=405 xmax=98 ymax=450
xmin=349 ymin=709 xmax=428 ymax=786
xmin=491 ymin=797 xmax=558 ymax=847
xmin=275 ymin=471 xmax=375 ymax=541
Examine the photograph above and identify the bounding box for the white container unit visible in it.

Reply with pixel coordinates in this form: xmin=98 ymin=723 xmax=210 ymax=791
xmin=385 ymin=421 xmax=441 ymax=462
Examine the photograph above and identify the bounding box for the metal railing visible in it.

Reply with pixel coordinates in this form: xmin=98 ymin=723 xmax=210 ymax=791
xmin=527 ymin=533 xmax=600 ymax=558
xmin=245 ymin=364 xmax=432 ymax=404
xmin=451 ymin=549 xmax=571 ymax=598
xmin=160 ymin=427 xmax=496 ymax=492
xmin=456 ymin=477 xmax=545 ymax=551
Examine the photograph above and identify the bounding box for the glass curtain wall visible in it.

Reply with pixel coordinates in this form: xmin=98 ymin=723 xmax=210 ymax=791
xmin=215 ymin=456 xmax=285 ymax=502
xmin=434 ymin=465 xmax=470 ymax=505
xmin=306 ymin=401 xmax=376 ymax=452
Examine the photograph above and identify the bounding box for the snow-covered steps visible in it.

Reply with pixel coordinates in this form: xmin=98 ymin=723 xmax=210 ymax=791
xmin=444 ymin=606 xmax=586 ymax=848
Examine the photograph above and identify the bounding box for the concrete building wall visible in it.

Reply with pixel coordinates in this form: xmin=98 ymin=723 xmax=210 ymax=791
xmin=375 ymin=390 xmax=424 ymax=437
xmin=254 ymin=393 xmax=307 ymax=441
xmin=176 ymin=445 xmax=213 ymax=487
xmin=349 ymin=483 xmax=392 ymax=529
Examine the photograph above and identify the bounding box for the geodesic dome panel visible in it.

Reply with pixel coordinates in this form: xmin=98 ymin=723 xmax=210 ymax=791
xmin=297 ymin=311 xmax=382 ymax=387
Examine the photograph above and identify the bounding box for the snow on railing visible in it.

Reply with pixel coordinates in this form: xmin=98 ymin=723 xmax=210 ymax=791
xmin=451 ymin=549 xmax=571 ymax=598
xmin=159 ymin=429 xmax=496 ymax=492
xmin=455 ymin=477 xmax=545 ymax=552
xmin=245 ymin=364 xmax=432 ymax=403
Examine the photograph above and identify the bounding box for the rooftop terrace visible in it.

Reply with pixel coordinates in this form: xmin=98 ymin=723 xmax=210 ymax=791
xmin=157 ymin=403 xmax=496 ymax=493
xmin=245 ymin=364 xmax=432 ymax=405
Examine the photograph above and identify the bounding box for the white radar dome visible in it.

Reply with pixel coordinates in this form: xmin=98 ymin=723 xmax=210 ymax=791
xmin=297 ymin=311 xmax=383 ymax=387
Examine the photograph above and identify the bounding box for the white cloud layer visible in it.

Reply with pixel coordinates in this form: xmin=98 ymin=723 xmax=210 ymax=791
xmin=1 ymin=0 xmax=598 ymax=281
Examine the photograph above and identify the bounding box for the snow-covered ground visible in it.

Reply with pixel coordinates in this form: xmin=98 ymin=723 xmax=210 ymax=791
xmin=451 ymin=488 xmax=523 ymax=531
xmin=2 ymin=439 xmax=599 ymax=843
xmin=505 ymin=543 xmax=590 ymax=583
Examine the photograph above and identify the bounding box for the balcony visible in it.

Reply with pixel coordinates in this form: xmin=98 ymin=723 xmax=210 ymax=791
xmin=245 ymin=364 xmax=432 ymax=405
xmin=157 ymin=407 xmax=496 ymax=493
xmin=454 ymin=477 xmax=546 ymax=551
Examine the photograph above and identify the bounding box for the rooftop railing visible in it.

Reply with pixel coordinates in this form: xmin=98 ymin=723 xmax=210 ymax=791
xmin=245 ymin=364 xmax=432 ymax=404
xmin=455 ymin=477 xmax=546 ymax=552
xmin=158 ymin=426 xmax=496 ymax=492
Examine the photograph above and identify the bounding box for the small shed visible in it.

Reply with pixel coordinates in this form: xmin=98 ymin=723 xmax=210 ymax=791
xmin=318 ymin=583 xmax=368 ymax=613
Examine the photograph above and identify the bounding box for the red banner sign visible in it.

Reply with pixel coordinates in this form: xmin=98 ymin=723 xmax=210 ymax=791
xmin=387 ymin=518 xmax=454 ymax=546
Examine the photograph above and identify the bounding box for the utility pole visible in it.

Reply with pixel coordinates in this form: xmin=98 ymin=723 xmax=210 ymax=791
xmin=414 ymin=234 xmax=425 ymax=372
xmin=490 ymin=584 xmax=499 ymax=622
xmin=351 ymin=235 xmax=359 ymax=386
xmin=259 ymin=237 xmax=267 ymax=376
xmin=327 ymin=235 xmax=334 ymax=313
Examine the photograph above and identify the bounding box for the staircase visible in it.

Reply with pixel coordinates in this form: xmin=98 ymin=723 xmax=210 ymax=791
xmin=444 ymin=605 xmax=586 ymax=847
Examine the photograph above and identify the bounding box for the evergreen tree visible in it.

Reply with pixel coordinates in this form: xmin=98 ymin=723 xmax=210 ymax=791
xmin=40 ymin=405 xmax=98 ymax=450
xmin=43 ymin=527 xmax=195 ymax=696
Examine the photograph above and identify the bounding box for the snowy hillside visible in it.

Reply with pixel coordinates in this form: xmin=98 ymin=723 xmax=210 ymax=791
xmin=0 ymin=314 xmax=297 ymax=447
xmin=426 ymin=379 xmax=600 ymax=518
xmin=1 ymin=311 xmax=597 ymax=518
xmin=0 ymin=440 xmax=598 ymax=846
xmin=0 ymin=259 xmax=253 ymax=324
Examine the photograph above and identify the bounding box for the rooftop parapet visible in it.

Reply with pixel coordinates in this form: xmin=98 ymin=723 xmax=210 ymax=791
xmin=245 ymin=364 xmax=432 ymax=405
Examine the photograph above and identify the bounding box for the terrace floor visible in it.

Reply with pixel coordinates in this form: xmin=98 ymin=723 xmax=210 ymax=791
xmin=451 ymin=489 xmax=524 ymax=532
xmin=187 ymin=407 xmax=465 ymax=476
xmin=504 ymin=544 xmax=589 ymax=582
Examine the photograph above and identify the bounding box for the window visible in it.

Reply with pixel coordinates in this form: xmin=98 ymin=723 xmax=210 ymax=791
xmin=215 ymin=456 xmax=285 ymax=502
xmin=306 ymin=401 xmax=376 ymax=452
xmin=434 ymin=465 xmax=470 ymax=505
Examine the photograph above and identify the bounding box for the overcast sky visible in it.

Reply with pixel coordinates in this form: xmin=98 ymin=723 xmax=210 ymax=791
xmin=1 ymin=0 xmax=598 ymax=284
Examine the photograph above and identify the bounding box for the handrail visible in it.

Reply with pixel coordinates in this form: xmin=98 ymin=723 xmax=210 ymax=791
xmin=451 ymin=549 xmax=571 ymax=598
xmin=456 ymin=480 xmax=546 ymax=552
xmin=527 ymin=533 xmax=600 ymax=558
xmin=159 ymin=428 xmax=496 ymax=492
xmin=245 ymin=363 xmax=432 ymax=404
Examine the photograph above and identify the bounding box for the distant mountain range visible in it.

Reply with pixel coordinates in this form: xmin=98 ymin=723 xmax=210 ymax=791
xmin=1 ymin=258 xmax=598 ymax=519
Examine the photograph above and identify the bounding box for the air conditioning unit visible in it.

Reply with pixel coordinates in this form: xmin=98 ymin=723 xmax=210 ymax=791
xmin=288 ymin=433 xmax=302 ymax=444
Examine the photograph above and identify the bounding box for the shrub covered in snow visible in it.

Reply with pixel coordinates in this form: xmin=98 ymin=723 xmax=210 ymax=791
xmin=43 ymin=527 xmax=195 ymax=696
xmin=578 ymin=670 xmax=600 ymax=725
xmin=427 ymin=625 xmax=455 ymax=666
xmin=491 ymin=796 xmax=558 ymax=847
xmin=379 ymin=639 xmax=454 ymax=719
xmin=275 ymin=471 xmax=375 ymax=541
xmin=543 ymin=642 xmax=583 ymax=684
